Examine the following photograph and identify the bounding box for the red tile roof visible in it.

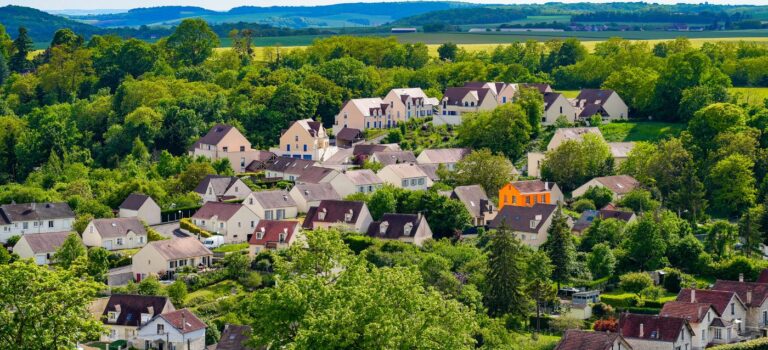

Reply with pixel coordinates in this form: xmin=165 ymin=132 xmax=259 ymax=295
xmin=618 ymin=314 xmax=692 ymax=342
xmin=249 ymin=220 xmax=298 ymax=246
xmin=676 ymin=289 xmax=740 ymax=316
xmin=660 ymin=301 xmax=717 ymax=323
xmin=712 ymin=280 xmax=768 ymax=307
xmin=159 ymin=309 xmax=207 ymax=334
xmin=555 ymin=330 xmax=624 ymax=350
xmin=757 ymin=269 xmax=768 ymax=283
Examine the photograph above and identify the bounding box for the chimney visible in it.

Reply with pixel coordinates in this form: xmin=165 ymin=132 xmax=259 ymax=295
xmin=181 ymin=311 xmax=186 ymax=332
xmin=739 ymin=273 xmax=744 ymax=282
xmin=747 ymin=290 xmax=753 ymax=305
xmin=31 ymin=202 xmax=36 ymax=210
xmin=691 ymin=289 xmax=696 ymax=303
xmin=544 ymin=182 xmax=549 ymax=191
xmin=639 ymin=323 xmax=644 ymax=338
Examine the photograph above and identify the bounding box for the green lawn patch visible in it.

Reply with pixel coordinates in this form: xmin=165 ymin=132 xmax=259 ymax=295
xmin=598 ymin=121 xmax=684 ymax=142
xmin=185 ymin=280 xmax=243 ymax=306
xmin=730 ymin=87 xmax=768 ymax=105
xmin=515 ymin=333 xmax=561 ymax=350
xmin=115 ymin=248 xmax=141 ymax=257
xmin=213 ymin=243 xmax=250 ymax=253
xmin=559 ymin=90 xmax=580 ymax=98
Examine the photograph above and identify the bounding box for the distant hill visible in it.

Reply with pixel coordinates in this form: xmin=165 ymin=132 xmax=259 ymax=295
xmin=394 ymin=7 xmax=535 ymax=26
xmin=68 ymin=2 xmax=474 ymax=28
xmin=0 ymin=5 xmax=103 ymax=42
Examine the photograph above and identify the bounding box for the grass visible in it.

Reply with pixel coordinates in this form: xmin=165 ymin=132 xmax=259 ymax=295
xmin=730 ymin=87 xmax=768 ymax=106
xmin=515 ymin=333 xmax=561 ymax=350
xmin=559 ymin=90 xmax=579 ymax=98
xmin=213 ymin=243 xmax=250 ymax=253
xmin=114 ymin=248 xmax=141 ymax=257
xmin=185 ymin=280 xmax=243 ymax=306
xmin=598 ymin=121 xmax=685 ymax=142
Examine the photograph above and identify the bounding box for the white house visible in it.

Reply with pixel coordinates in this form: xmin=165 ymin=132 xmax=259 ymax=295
xmin=119 ymin=193 xmax=161 ymax=225
xmin=82 ymin=217 xmax=148 ymax=251
xmin=0 ymin=202 xmax=75 ymax=243
xmin=416 ymin=148 xmax=470 ymax=171
xmin=329 ymin=169 xmax=384 ymax=198
xmin=89 ymin=294 xmax=175 ymax=347
xmin=366 ymin=213 xmax=433 ymax=246
xmin=191 ymin=202 xmax=258 ymax=243
xmin=572 ymin=89 xmax=629 ymax=121
xmin=12 ymin=231 xmax=73 ymax=265
xmin=542 ymin=92 xmax=578 ymax=125
xmin=132 ymin=237 xmax=213 ymax=281
xmin=619 ymin=313 xmax=694 ymax=350
xmin=377 ymin=163 xmax=432 ymax=190
xmin=248 ymin=220 xmax=302 ymax=255
xmin=571 ymin=175 xmax=641 ymax=201
xmin=434 ymin=82 xmax=517 ymax=126
xmin=289 ymin=183 xmax=342 ymax=213
xmin=243 ymin=190 xmax=299 ymax=220
xmin=302 ymin=200 xmax=373 ymax=233
xmin=277 ymin=119 xmax=336 ymax=161
xmin=193 ymin=175 xmax=252 ymax=203
xmin=136 ymin=309 xmax=207 ymax=350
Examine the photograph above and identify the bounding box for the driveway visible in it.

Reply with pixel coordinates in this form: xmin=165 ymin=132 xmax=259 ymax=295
xmin=150 ymin=222 xmax=190 ymax=239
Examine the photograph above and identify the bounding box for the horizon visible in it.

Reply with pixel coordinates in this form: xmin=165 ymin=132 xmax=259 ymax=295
xmin=3 ymin=0 xmax=768 ymax=12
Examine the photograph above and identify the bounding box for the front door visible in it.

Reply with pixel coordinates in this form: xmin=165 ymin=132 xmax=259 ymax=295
xmin=104 ymin=240 xmax=112 ymax=250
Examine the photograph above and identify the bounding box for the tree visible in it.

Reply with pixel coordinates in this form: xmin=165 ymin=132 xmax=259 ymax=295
xmin=517 ymin=87 xmax=544 ymax=135
xmin=527 ymin=250 xmax=555 ymax=333
xmin=167 ymin=279 xmax=188 ymax=307
xmin=571 ymin=198 xmax=596 ymax=213
xmin=687 ymin=103 xmax=747 ymax=158
xmin=367 ymin=186 xmax=397 ymax=220
xmin=437 ymin=42 xmax=458 ymax=61
xmin=706 ymin=220 xmax=738 ymax=260
xmin=9 ymin=27 xmax=33 ymax=73
xmin=647 ymin=138 xmax=706 ymax=221
xmin=708 ymin=154 xmax=756 ymax=216
xmin=53 ymin=233 xmax=86 ymax=269
xmin=178 ymin=162 xmax=216 ymax=192
xmin=451 ymin=149 xmax=515 ymax=195
xmin=166 ymin=19 xmax=219 ymax=66
xmin=0 ymin=261 xmax=103 ymax=349
xmin=739 ymin=206 xmax=764 ymax=258
xmin=677 ymin=85 xmax=729 ymax=122
xmin=602 ymin=66 xmax=659 ymax=116
xmin=541 ymin=134 xmax=612 ymax=192
xmin=618 ymin=189 xmax=659 ymax=213
xmin=0 ymin=52 xmax=8 ymax=86
xmin=224 ymin=252 xmax=250 ymax=280
xmin=138 ymin=275 xmax=164 ymax=296
xmin=484 ymin=226 xmax=530 ymax=318
xmin=619 ymin=272 xmax=654 ymax=294
xmin=621 ymin=213 xmax=668 ymax=270
xmin=587 ymin=243 xmax=616 ymax=279
xmin=86 ymin=247 xmax=111 ymax=282
xmin=457 ymin=103 xmax=531 ymax=159
xmin=543 ymin=207 xmax=575 ymax=290
xmin=580 ymin=186 xmax=614 ymax=209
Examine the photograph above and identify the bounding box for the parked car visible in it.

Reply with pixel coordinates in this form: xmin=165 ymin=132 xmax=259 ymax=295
xmin=203 ymin=235 xmax=225 ymax=249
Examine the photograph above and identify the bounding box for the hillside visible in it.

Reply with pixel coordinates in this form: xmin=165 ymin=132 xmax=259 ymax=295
xmin=0 ymin=5 xmax=102 ymax=42
xmin=69 ymin=2 xmax=472 ymax=28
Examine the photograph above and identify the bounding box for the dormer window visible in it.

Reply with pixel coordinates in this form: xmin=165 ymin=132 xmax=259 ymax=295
xmin=140 ymin=313 xmax=151 ymax=325
xmin=279 ymin=232 xmax=287 ymax=243
xmin=257 ymin=227 xmax=265 ymax=240
xmin=379 ymin=221 xmax=389 ymax=235
xmin=344 ymin=209 xmax=353 ymax=222
xmin=318 ymin=208 xmax=327 ymax=220
xmin=107 ymin=311 xmax=119 ymax=323
xmin=404 ymin=222 xmax=413 ymax=236
xmin=157 ymin=324 xmax=165 ymax=335
xmin=295 ymin=135 xmax=299 ymax=142
xmin=529 ymin=220 xmax=537 ymax=229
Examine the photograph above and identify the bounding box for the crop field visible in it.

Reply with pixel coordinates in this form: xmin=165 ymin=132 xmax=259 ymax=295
xmin=730 ymin=87 xmax=768 ymax=105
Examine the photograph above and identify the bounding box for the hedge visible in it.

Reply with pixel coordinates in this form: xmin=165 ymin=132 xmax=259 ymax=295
xmin=180 ymin=218 xmax=212 ymax=238
xmin=711 ymin=337 xmax=768 ymax=349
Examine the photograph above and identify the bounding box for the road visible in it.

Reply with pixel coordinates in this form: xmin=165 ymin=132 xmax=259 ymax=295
xmin=150 ymin=222 xmax=190 ymax=239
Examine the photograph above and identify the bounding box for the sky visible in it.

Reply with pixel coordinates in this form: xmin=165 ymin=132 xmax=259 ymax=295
xmin=2 ymin=0 xmax=767 ymax=12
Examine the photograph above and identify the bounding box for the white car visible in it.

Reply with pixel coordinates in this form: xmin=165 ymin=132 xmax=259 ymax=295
xmin=203 ymin=235 xmax=225 ymax=249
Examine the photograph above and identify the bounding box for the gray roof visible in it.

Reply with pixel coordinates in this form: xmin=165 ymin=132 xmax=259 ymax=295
xmin=101 ymin=294 xmax=172 ymax=327
xmin=442 ymin=87 xmax=491 ymax=106
xmin=343 ymin=170 xmax=382 ymax=186
xmin=296 ymin=166 xmax=338 ymax=184
xmin=265 ymin=157 xmax=315 ymax=173
xmin=0 ymin=202 xmax=75 ymax=224
xmin=451 ymin=185 xmax=493 ymax=217
xmin=292 ymin=183 xmax=341 ymax=202
xmin=193 ymin=175 xmax=242 ymax=195
xmin=591 ymin=175 xmax=640 ymax=195
xmin=16 ymin=231 xmax=73 ymax=254
xmin=148 ymin=237 xmax=212 ymax=260
xmin=418 ymin=148 xmax=470 ymax=164
xmin=193 ymin=124 xmax=236 ymax=147
xmin=367 ymin=213 xmax=427 ymax=240
xmin=217 ymin=325 xmax=254 ymax=350
xmin=543 ymin=92 xmax=563 ymax=111
xmin=91 ymin=217 xmax=148 ymax=238
xmin=251 ymin=190 xmax=297 ymax=209
xmin=302 ymin=200 xmax=366 ymax=228
xmin=119 ymin=193 xmax=154 ymax=211
xmin=576 ymin=89 xmax=616 ymax=105
xmin=373 ymin=151 xmax=417 ymax=166
xmin=489 ymin=203 xmax=557 ymax=233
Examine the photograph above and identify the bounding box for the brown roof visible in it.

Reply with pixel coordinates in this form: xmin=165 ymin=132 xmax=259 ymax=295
xmin=336 ymin=127 xmax=363 ymax=142
xmin=307 ymin=121 xmax=322 ymax=137
xmin=660 ymin=301 xmax=717 ymax=323
xmin=250 ymin=190 xmax=296 ymax=209
xmin=217 ymin=325 xmax=254 ymax=350
xmin=119 ymin=193 xmax=154 ymax=211
xmin=352 ymin=144 xmax=392 ymax=157
xmin=554 ymin=330 xmax=624 ymax=350
xmin=451 ymin=185 xmax=493 ymax=218
xmin=192 ymin=202 xmax=246 ymax=221
xmin=618 ymin=314 xmax=692 ymax=342
xmin=17 ymin=231 xmax=72 ymax=254
xmin=249 ymin=220 xmax=299 ymax=246
xmin=712 ymin=280 xmax=768 ymax=308
xmin=343 ymin=170 xmax=382 ymax=185
xmin=296 ymin=166 xmax=338 ymax=184
xmin=418 ymin=148 xmax=470 ymax=164
xmin=148 ymin=237 xmax=213 ymax=260
xmin=509 ymin=180 xmax=557 ymax=193
xmin=489 ymin=203 xmax=557 ymax=233
xmin=91 ymin=217 xmax=148 ymax=238
xmin=676 ymin=289 xmax=741 ymax=316
xmin=159 ymin=309 xmax=207 ymax=334
xmin=292 ymin=183 xmax=341 ymax=202
xmin=373 ymin=151 xmax=417 ymax=166
xmin=417 ymin=164 xmax=440 ymax=181
xmin=101 ymin=294 xmax=172 ymax=327
xmin=442 ymin=87 xmax=491 ymax=106
xmin=599 ymin=209 xmax=635 ymax=221
xmin=758 ymin=269 xmax=768 ymax=283
xmin=0 ymin=202 xmax=74 ymax=224
xmin=521 ymin=83 xmax=552 ymax=94
xmin=245 ymin=151 xmax=277 ymax=172
xmin=302 ymin=200 xmax=366 ymax=229
xmin=543 ymin=92 xmax=562 ymax=110
xmin=366 ymin=213 xmax=427 ymax=240
xmin=194 ymin=124 xmax=236 ymax=147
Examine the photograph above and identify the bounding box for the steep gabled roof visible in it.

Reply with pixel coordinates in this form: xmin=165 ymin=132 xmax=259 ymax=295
xmin=380 ymin=163 xmax=428 ymax=179
xmin=265 ymin=157 xmax=316 ymax=173
xmin=147 ymin=237 xmax=212 ymax=260
xmin=193 ymin=124 xmax=237 ymax=147
xmin=660 ymin=301 xmax=718 ymax=323
xmin=343 ymin=170 xmax=382 ymax=186
xmin=296 ymin=166 xmax=338 ymax=184
xmin=0 ymin=202 xmax=75 ymax=224
xmin=292 ymin=183 xmax=341 ymax=202
xmin=576 ymin=89 xmax=616 ymax=105
xmin=335 ymin=127 xmax=363 ymax=142
xmin=193 ymin=175 xmax=242 ymax=195
xmin=442 ymin=87 xmax=491 ymax=106
xmin=302 ymin=200 xmax=366 ymax=229
xmin=101 ymin=294 xmax=173 ymax=327
xmin=373 ymin=151 xmax=417 ymax=166
xmin=521 ymin=83 xmax=552 ymax=94
xmin=17 ymin=231 xmax=72 ymax=254
xmin=418 ymin=148 xmax=470 ymax=164
xmin=119 ymin=193 xmax=153 ymax=211
xmin=249 ymin=190 xmax=296 ymax=209
xmin=451 ymin=185 xmax=492 ymax=218
xmin=543 ymin=92 xmax=563 ymax=111
xmin=712 ymin=280 xmax=768 ymax=308
xmin=618 ymin=314 xmax=692 ymax=342
xmin=158 ymin=309 xmax=207 ymax=334
xmin=249 ymin=220 xmax=299 ymax=246
xmin=367 ymin=213 xmax=427 ymax=240
xmin=590 ymin=175 xmax=640 ymax=195
xmin=192 ymin=202 xmax=245 ymax=221
xmin=91 ymin=217 xmax=148 ymax=238
xmin=489 ymin=203 xmax=557 ymax=233
xmin=555 ymin=330 xmax=625 ymax=350
xmin=217 ymin=325 xmax=254 ymax=350
xmin=676 ymin=289 xmax=741 ymax=316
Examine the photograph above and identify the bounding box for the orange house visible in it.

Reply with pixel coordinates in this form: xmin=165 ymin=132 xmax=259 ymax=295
xmin=498 ymin=180 xmax=564 ymax=209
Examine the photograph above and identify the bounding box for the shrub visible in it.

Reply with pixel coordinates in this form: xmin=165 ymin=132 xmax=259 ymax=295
xmin=619 ymin=272 xmax=654 ymax=294
xmin=639 ymin=286 xmax=665 ymax=300
xmin=180 ymin=218 xmax=212 ymax=238
xmin=709 ymin=337 xmax=768 ymax=349
xmin=662 ymin=267 xmax=696 ymax=293
xmin=592 ymin=302 xmax=614 ymax=318
xmin=572 ymin=198 xmax=596 ymax=213
xmin=549 ymin=316 xmax=583 ymax=333
xmin=239 ymin=272 xmax=263 ymax=291
xmin=593 ymin=318 xmax=618 ymax=332
xmin=581 ymin=186 xmax=614 ymax=209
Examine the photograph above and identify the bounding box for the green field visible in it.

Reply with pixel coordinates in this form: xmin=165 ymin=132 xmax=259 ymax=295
xmin=730 ymin=87 xmax=768 ymax=105
xmin=559 ymin=90 xmax=579 ymax=98
xmin=599 ymin=121 xmax=685 ymax=142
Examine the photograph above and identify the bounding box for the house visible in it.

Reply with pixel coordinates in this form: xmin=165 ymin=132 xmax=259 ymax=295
xmin=295 ymin=166 xmax=340 ymax=185
xmin=334 ymin=97 xmax=389 ymax=132
xmin=188 ymin=124 xmax=271 ymax=173
xmin=542 ymin=92 xmax=578 ymax=125
xmin=243 ymin=190 xmax=298 ymax=220
xmin=618 ymin=314 xmax=694 ymax=350
xmin=528 ymin=128 xmax=630 ymax=178
xmin=335 ymin=127 xmax=364 ymax=148
xmin=277 ymin=119 xmax=336 ymax=161
xmin=520 ymin=83 xmax=553 ymax=94
xmin=367 ymin=213 xmax=433 ymax=246
xmin=352 ymin=143 xmax=401 ymax=158
xmin=488 ymin=203 xmax=559 ymax=248
xmin=435 ymin=82 xmax=516 ymax=126
xmin=572 ymin=89 xmax=629 ymax=121
xmin=555 ymin=330 xmax=632 ymax=350
xmin=191 ymin=202 xmax=258 ymax=243
xmin=12 ymin=231 xmax=73 ymax=265
xmin=302 ymin=200 xmax=373 ymax=233
xmin=712 ymin=277 xmax=768 ymax=333
xmin=370 ymin=150 xmax=417 ymax=166
xmin=572 ymin=175 xmax=641 ymax=201
xmin=547 ymin=127 xmax=603 ymax=151
xmin=248 ymin=220 xmax=301 ymax=255
xmin=660 ymin=301 xmax=723 ymax=349
xmin=136 ymin=309 xmax=207 ymax=350
xmin=119 ymin=193 xmax=161 ymax=225
xmin=571 ymin=209 xmax=637 ymax=234
xmin=90 ymin=294 xmax=175 ymax=347
xmin=243 ymin=150 xmax=277 ymax=172
xmin=463 ymin=82 xmax=518 ymax=105
xmin=193 ymin=175 xmax=252 ymax=203
xmin=216 ymin=325 xmax=254 ymax=350
xmin=289 ymin=183 xmax=342 ymax=213
xmin=319 ymin=147 xmax=356 ymax=171
xmin=132 ymin=237 xmax=213 ymax=281
xmin=609 ymin=142 xmax=636 ymax=166
xmin=82 ymin=217 xmax=148 ymax=251
xmin=0 ymin=202 xmax=75 ymax=243
xmin=447 ymin=185 xmax=496 ymax=226
xmin=418 ymin=163 xmax=441 ymax=182
xmin=264 ymin=157 xmax=315 ymax=180
xmin=377 ymin=163 xmax=432 ymax=190
xmin=329 ymin=169 xmax=384 ymax=197
xmin=383 ymin=88 xmax=438 ymax=122
xmin=416 ymin=148 xmax=471 ymax=171
xmin=498 ymin=180 xmax=563 ymax=209
xmin=678 ymin=289 xmax=748 ymax=333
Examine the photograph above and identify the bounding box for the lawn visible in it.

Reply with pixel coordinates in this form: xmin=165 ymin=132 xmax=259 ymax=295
xmin=730 ymin=87 xmax=768 ymax=106
xmin=185 ymin=280 xmax=243 ymax=306
xmin=515 ymin=333 xmax=561 ymax=350
xmin=598 ymin=121 xmax=685 ymax=142
xmin=213 ymin=243 xmax=250 ymax=253
xmin=559 ymin=90 xmax=579 ymax=98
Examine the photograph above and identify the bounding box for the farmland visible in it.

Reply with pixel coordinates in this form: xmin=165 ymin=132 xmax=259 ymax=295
xmin=730 ymin=87 xmax=768 ymax=106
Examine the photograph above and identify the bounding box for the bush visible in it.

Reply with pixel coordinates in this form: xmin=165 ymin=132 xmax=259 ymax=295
xmin=593 ymin=318 xmax=618 ymax=332
xmin=549 ymin=316 xmax=583 ymax=333
xmin=239 ymin=272 xmax=263 ymax=291
xmin=581 ymin=186 xmax=614 ymax=209
xmin=343 ymin=234 xmax=376 ymax=254
xmin=572 ymin=198 xmax=596 ymax=213
xmin=592 ymin=302 xmax=614 ymax=318
xmin=639 ymin=286 xmax=665 ymax=300
xmin=662 ymin=267 xmax=696 ymax=293
xmin=619 ymin=272 xmax=654 ymax=294
xmin=180 ymin=218 xmax=212 ymax=238
xmin=709 ymin=337 xmax=768 ymax=349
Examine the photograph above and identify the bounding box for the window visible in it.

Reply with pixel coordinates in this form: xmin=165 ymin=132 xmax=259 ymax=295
xmin=48 ymin=220 xmax=53 ymax=228
xmin=108 ymin=311 xmax=118 ymax=322
xmin=715 ymin=328 xmax=722 ymax=340
xmin=170 ymin=261 xmax=177 ymax=268
xmin=359 ymin=186 xmax=365 ymax=192
xmin=731 ymin=303 xmax=735 ymax=315
xmin=410 ymin=179 xmax=417 ymax=186
xmin=219 ymin=222 xmax=224 ymax=229
xmin=368 ymin=185 xmax=373 ymax=192
xmin=287 ymin=144 xmax=291 ymax=151
xmin=110 ymin=328 xmax=117 ymax=339
xmin=265 ymin=210 xmax=274 ymax=220
xmin=526 ymin=196 xmax=531 ymax=205
xmin=157 ymin=324 xmax=165 ymax=334
xmin=295 ymin=135 xmax=299 ymax=142
xmin=303 ymin=144 xmax=308 ymax=152
xmin=33 ymin=221 xmax=38 ymax=227
xmin=240 ymin=146 xmax=245 ymax=152
xmin=401 ymin=180 xmax=408 ymax=187
xmin=238 ymin=222 xmax=241 ymax=228
xmin=277 ymin=209 xmax=286 ymax=220
xmin=502 ymin=96 xmax=507 ymax=103
xmin=116 ymin=238 xmax=123 ymax=245
xmin=418 ymin=178 xmax=425 ymax=185
xmin=250 ymin=221 xmax=255 ymax=228
xmin=223 ymin=146 xmax=228 ymax=152
xmin=23 ymin=222 xmax=28 ymax=229
xmin=249 ymin=198 xmax=253 ymax=205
